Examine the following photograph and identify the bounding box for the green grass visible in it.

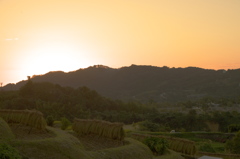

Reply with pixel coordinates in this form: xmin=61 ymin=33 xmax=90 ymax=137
xmin=134 ymin=131 xmax=233 ymax=143
xmin=13 ymin=127 xmax=91 ymax=159
xmin=129 ymin=130 xmax=231 ymax=158
xmin=0 ymin=112 xmax=157 ymax=159
xmin=90 ymin=138 xmax=152 ymax=159
xmin=211 ymin=142 xmax=225 ymax=153
xmin=153 ymin=149 xmax=184 ymax=159
xmin=5 ymin=114 xmax=229 ymax=159
xmin=6 ymin=126 xmax=153 ymax=159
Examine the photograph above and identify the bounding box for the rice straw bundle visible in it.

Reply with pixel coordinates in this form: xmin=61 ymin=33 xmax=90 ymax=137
xmin=0 ymin=109 xmax=46 ymax=130
xmin=72 ymin=118 xmax=125 ymax=140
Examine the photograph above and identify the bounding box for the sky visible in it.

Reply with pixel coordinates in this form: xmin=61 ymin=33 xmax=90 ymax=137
xmin=1 ymin=0 xmax=240 ymax=85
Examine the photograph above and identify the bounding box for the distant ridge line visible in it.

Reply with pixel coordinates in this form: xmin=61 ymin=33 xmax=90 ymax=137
xmin=3 ymin=64 xmax=240 ymax=103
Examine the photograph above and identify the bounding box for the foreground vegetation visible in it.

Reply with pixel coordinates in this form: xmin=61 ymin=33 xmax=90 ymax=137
xmin=1 ymin=111 xmax=240 ymax=159
xmin=1 ymin=80 xmax=240 ymax=158
xmin=1 ymin=80 xmax=240 ymax=133
xmin=0 ymin=116 xmax=153 ymax=159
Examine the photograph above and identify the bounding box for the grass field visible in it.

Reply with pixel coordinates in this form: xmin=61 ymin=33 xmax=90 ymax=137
xmin=1 ymin=117 xmax=154 ymax=159
xmin=123 ymin=124 xmax=240 ymax=159
xmin=3 ymin=116 xmax=235 ymax=159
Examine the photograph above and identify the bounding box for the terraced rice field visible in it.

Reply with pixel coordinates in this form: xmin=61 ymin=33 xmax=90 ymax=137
xmin=72 ymin=134 xmax=126 ymax=151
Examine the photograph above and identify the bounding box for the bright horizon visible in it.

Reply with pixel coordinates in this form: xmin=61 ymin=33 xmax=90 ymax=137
xmin=1 ymin=0 xmax=240 ymax=85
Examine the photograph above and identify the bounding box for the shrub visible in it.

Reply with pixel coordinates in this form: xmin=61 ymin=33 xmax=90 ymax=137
xmin=143 ymin=137 xmax=168 ymax=155
xmin=199 ymin=142 xmax=215 ymax=153
xmin=225 ymin=131 xmax=240 ymax=154
xmin=61 ymin=117 xmax=71 ymax=130
xmin=228 ymin=124 xmax=240 ymax=133
xmin=46 ymin=115 xmax=54 ymax=126
xmin=0 ymin=143 xmax=22 ymax=159
xmin=139 ymin=120 xmax=160 ymax=132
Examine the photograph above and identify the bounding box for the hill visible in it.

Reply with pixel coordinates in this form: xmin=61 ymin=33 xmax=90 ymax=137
xmin=0 ymin=117 xmax=153 ymax=159
xmin=3 ymin=64 xmax=240 ymax=103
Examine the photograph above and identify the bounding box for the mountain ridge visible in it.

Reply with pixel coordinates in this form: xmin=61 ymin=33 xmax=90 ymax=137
xmin=2 ymin=64 xmax=240 ymax=103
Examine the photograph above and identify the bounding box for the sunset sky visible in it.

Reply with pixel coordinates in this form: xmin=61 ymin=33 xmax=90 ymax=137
xmin=1 ymin=0 xmax=240 ymax=85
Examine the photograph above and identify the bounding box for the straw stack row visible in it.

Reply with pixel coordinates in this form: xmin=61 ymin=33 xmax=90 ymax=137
xmin=72 ymin=119 xmax=125 ymax=141
xmin=168 ymin=137 xmax=196 ymax=156
xmin=0 ymin=109 xmax=47 ymax=130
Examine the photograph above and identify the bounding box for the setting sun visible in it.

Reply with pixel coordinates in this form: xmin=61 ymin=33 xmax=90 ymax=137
xmin=1 ymin=0 xmax=240 ymax=85
xmin=21 ymin=43 xmax=91 ymax=77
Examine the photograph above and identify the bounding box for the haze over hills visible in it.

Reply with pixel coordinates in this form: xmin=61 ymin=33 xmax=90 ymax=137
xmin=2 ymin=65 xmax=240 ymax=103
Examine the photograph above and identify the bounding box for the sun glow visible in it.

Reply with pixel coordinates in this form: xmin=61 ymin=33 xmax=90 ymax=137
xmin=21 ymin=44 xmax=90 ymax=77
xmin=1 ymin=0 xmax=240 ymax=85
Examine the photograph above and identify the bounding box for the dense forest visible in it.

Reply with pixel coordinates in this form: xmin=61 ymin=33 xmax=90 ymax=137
xmin=3 ymin=65 xmax=240 ymax=103
xmin=1 ymin=80 xmax=240 ymax=133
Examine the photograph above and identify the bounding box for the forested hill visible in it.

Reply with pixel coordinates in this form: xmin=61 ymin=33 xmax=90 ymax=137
xmin=3 ymin=65 xmax=240 ymax=103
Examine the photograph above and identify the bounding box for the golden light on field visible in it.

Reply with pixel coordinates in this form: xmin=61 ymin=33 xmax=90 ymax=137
xmin=1 ymin=0 xmax=240 ymax=84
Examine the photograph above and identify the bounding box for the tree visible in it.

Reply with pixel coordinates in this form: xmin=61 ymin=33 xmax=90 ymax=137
xmin=19 ymin=77 xmax=34 ymax=97
xmin=139 ymin=120 xmax=160 ymax=132
xmin=186 ymin=109 xmax=197 ymax=131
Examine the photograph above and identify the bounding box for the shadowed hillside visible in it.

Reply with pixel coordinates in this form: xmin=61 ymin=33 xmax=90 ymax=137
xmin=3 ymin=65 xmax=240 ymax=103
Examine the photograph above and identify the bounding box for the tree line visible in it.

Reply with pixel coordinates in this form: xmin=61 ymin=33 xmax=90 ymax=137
xmin=1 ymin=80 xmax=240 ymax=132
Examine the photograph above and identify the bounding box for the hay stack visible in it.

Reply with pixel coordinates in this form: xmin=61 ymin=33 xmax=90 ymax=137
xmin=73 ymin=119 xmax=125 ymax=140
xmin=0 ymin=109 xmax=46 ymax=130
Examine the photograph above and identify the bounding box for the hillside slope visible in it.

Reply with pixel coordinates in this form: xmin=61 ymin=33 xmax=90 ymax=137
xmin=3 ymin=65 xmax=240 ymax=102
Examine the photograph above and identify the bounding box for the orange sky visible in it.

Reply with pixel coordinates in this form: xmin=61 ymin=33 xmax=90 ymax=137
xmin=1 ymin=0 xmax=240 ymax=85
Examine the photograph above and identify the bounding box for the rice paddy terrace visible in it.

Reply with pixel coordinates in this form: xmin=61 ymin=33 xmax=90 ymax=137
xmin=1 ymin=109 xmax=240 ymax=159
xmin=0 ymin=110 xmax=153 ymax=159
